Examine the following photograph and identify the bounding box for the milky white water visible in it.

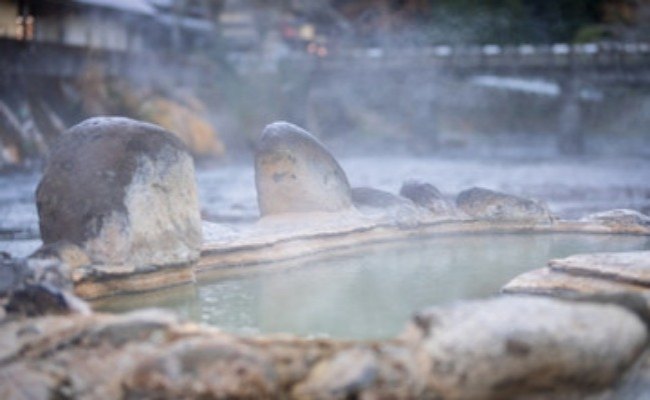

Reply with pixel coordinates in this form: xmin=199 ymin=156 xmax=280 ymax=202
xmin=95 ymin=233 xmax=650 ymax=339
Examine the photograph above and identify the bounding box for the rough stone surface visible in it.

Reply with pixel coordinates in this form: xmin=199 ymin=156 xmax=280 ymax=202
xmin=400 ymin=180 xmax=457 ymax=216
xmin=502 ymin=267 xmax=650 ymax=299
xmin=0 ymin=249 xmax=91 ymax=316
xmin=36 ymin=117 xmax=202 ymax=267
xmin=401 ymin=296 xmax=647 ymax=399
xmin=549 ymin=251 xmax=650 ymax=287
xmin=456 ymin=187 xmax=553 ymax=223
xmin=125 ymin=336 xmax=279 ymax=398
xmin=292 ymin=346 xmax=378 ymax=398
xmin=0 ymin=310 xmax=428 ymax=399
xmin=1 ymin=294 xmax=649 ymax=399
xmin=255 ymin=121 xmax=353 ymax=216
xmin=582 ymin=209 xmax=650 ymax=233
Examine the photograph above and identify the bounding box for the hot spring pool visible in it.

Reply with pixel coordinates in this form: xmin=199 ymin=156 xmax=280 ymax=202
xmin=95 ymin=233 xmax=650 ymax=339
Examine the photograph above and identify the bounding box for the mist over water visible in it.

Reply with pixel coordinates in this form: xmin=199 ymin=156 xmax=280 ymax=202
xmin=2 ymin=0 xmax=650 ymax=166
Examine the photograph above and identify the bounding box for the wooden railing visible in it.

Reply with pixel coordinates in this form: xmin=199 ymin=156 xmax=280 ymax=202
xmin=2 ymin=38 xmax=649 ymax=83
xmin=230 ymin=42 xmax=650 ymax=79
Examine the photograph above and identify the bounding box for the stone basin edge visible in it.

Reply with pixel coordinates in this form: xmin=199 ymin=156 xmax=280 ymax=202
xmin=71 ymin=217 xmax=649 ymax=300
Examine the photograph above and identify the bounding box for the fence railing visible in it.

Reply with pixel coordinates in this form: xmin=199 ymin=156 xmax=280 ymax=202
xmin=2 ymin=38 xmax=649 ymax=81
xmin=229 ymin=42 xmax=650 ymax=75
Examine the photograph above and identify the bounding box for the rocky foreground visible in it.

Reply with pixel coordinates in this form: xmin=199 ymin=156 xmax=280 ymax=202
xmin=1 ymin=117 xmax=650 ymax=399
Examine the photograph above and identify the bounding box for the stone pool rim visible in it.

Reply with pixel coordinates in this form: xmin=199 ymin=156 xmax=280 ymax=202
xmin=70 ymin=216 xmax=650 ymax=300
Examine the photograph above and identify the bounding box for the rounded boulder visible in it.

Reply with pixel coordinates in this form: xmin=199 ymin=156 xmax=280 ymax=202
xmin=36 ymin=117 xmax=202 ymax=267
xmin=402 ymin=296 xmax=647 ymax=398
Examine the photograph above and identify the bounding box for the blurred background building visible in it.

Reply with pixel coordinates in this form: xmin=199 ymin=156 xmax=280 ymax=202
xmin=0 ymin=0 xmax=649 ymax=168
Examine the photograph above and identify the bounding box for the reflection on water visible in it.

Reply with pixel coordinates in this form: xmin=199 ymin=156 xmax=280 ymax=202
xmin=95 ymin=234 xmax=650 ymax=339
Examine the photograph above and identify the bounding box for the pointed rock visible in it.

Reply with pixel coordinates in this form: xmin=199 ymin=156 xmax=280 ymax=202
xmin=255 ymin=122 xmax=352 ymax=216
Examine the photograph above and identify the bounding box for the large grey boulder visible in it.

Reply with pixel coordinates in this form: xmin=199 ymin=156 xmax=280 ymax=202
xmin=402 ymin=296 xmax=647 ymax=399
xmin=456 ymin=187 xmax=553 ymax=223
xmin=36 ymin=117 xmax=202 ymax=267
xmin=255 ymin=121 xmax=353 ymax=216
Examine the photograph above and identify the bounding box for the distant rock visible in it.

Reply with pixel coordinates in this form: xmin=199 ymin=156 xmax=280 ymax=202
xmin=456 ymin=187 xmax=553 ymax=223
xmin=0 ymin=100 xmax=30 ymax=164
xmin=402 ymin=296 xmax=647 ymax=399
xmin=255 ymin=121 xmax=353 ymax=216
xmin=36 ymin=117 xmax=202 ymax=268
xmin=582 ymin=209 xmax=650 ymax=233
xmin=351 ymin=186 xmax=422 ymax=226
xmin=139 ymin=96 xmax=225 ymax=158
xmin=352 ymin=187 xmax=413 ymax=210
xmin=399 ymin=180 xmax=456 ymax=216
xmin=27 ymin=96 xmax=67 ymax=144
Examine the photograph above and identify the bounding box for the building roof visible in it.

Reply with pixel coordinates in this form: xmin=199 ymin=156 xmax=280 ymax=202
xmin=72 ymin=0 xmax=156 ymax=16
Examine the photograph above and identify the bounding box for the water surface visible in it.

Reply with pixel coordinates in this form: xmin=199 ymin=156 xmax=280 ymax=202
xmin=96 ymin=233 xmax=650 ymax=339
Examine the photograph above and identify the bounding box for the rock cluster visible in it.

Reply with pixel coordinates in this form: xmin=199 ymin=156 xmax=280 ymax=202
xmin=254 ymin=122 xmax=560 ymax=227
